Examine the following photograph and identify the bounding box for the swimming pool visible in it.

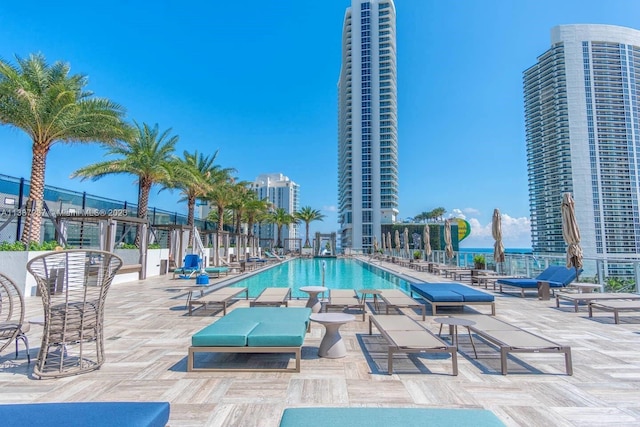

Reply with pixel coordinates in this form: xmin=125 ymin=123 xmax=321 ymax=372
xmin=229 ymin=258 xmax=412 ymax=298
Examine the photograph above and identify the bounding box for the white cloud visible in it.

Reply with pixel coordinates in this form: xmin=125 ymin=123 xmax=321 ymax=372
xmin=322 ymin=205 xmax=337 ymax=212
xmin=462 ymin=207 xmax=480 ymax=216
xmin=450 ymin=208 xmax=465 ymax=219
xmin=461 ymin=212 xmax=532 ymax=248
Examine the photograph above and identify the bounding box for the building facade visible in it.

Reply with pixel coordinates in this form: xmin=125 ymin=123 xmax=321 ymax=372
xmin=338 ymin=0 xmax=399 ymax=252
xmin=524 ymin=25 xmax=640 ymax=269
xmin=251 ymin=173 xmax=299 ymax=248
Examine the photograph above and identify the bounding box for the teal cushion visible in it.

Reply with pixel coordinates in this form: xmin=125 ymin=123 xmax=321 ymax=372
xmin=247 ymin=322 xmax=307 ymax=347
xmin=279 ymin=408 xmax=505 ymax=427
xmin=192 ymin=321 xmax=259 ymax=347
xmin=228 ymin=307 xmax=311 ymax=324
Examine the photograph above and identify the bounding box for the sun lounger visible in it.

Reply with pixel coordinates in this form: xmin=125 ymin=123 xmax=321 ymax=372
xmin=410 ymin=283 xmax=496 ymax=316
xmin=368 ymin=314 xmax=457 ymax=375
xmin=250 ymin=287 xmax=292 ymax=307
xmin=324 ymin=289 xmax=366 ymax=320
xmin=455 ymin=314 xmax=573 ymax=375
xmin=279 ymin=407 xmax=506 ymax=427
xmin=204 ymin=266 xmax=229 ymax=278
xmin=556 ymin=292 xmax=640 ymax=312
xmin=188 ymin=307 xmax=311 ymax=372
xmin=188 ymin=286 xmax=249 ymax=315
xmin=588 ymin=300 xmax=640 ymax=324
xmin=497 ymin=266 xmax=579 ymax=297
xmin=379 ymin=289 xmax=426 ymax=320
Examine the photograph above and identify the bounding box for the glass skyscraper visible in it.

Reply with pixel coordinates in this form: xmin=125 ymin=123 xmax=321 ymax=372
xmin=524 ymin=25 xmax=640 ymax=266
xmin=338 ymin=0 xmax=398 ymax=252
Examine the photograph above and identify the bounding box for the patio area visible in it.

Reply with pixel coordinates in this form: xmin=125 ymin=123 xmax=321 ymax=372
xmin=1 ymin=258 xmax=640 ymax=426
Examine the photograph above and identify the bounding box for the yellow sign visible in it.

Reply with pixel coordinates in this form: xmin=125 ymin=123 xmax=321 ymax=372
xmin=456 ymin=218 xmax=471 ymax=242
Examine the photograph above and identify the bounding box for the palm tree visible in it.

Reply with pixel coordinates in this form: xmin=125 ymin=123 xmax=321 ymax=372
xmin=203 ymin=172 xmax=235 ymax=244
xmin=268 ymin=208 xmax=297 ymax=249
xmin=0 ymin=53 xmax=131 ymax=244
xmin=294 ymin=206 xmax=325 ymax=247
xmin=244 ymin=197 xmax=272 ymax=240
xmin=171 ymin=150 xmax=234 ymax=241
xmin=228 ymin=181 xmax=253 ymax=236
xmin=71 ymin=122 xmax=178 ymax=246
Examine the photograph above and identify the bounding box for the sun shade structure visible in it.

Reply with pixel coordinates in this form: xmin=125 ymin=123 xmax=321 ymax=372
xmin=561 ymin=193 xmax=583 ymax=280
xmin=373 ymin=235 xmax=378 ymax=252
xmin=394 ymin=230 xmax=400 ymax=251
xmin=492 ymin=208 xmax=505 ymax=264
xmin=444 ymin=219 xmax=454 ymax=259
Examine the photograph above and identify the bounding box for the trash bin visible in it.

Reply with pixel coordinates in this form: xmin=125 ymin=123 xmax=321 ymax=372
xmin=196 ymin=274 xmax=209 ymax=286
xmin=537 ymin=281 xmax=550 ymax=300
xmin=160 ymin=259 xmax=168 ymax=275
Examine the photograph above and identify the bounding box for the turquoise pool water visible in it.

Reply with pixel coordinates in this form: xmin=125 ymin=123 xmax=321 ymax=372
xmin=230 ymin=258 xmax=412 ymax=298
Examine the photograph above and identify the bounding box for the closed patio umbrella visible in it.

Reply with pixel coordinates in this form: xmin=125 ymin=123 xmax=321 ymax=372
xmin=423 ymin=225 xmax=432 ymax=258
xmin=403 ymin=227 xmax=410 ymax=258
xmin=381 ymin=234 xmax=386 ymax=251
xmin=394 ymin=230 xmax=400 ymax=252
xmin=561 ymin=193 xmax=583 ymax=280
xmin=387 ymin=232 xmax=392 ymax=254
xmin=444 ymin=219 xmax=454 ymax=260
xmin=492 ymin=208 xmax=505 ymax=265
xmin=373 ymin=235 xmax=378 ymax=253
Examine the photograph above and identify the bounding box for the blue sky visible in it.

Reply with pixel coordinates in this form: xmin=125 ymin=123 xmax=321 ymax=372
xmin=1 ymin=0 xmax=639 ymax=249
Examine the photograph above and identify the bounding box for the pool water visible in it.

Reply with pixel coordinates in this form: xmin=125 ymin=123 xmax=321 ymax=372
xmin=230 ymin=258 xmax=412 ymax=298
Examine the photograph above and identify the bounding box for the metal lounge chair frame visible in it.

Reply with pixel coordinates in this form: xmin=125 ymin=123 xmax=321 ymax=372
xmin=379 ymin=289 xmax=426 ymax=320
xmin=188 ymin=287 xmax=249 ymax=315
xmin=0 ymin=273 xmax=30 ymax=363
xmin=368 ymin=314 xmax=457 ymax=375
xmin=324 ymin=289 xmax=366 ymax=321
xmin=250 ymin=287 xmax=292 ymax=307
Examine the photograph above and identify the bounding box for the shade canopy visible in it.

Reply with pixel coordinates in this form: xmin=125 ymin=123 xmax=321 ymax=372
xmin=394 ymin=230 xmax=400 ymax=250
xmin=373 ymin=235 xmax=378 ymax=252
xmin=561 ymin=193 xmax=583 ymax=278
xmin=492 ymin=208 xmax=505 ymax=263
xmin=444 ymin=219 xmax=454 ymax=259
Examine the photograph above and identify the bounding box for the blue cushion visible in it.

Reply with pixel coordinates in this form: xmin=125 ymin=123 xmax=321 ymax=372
xmin=411 ymin=283 xmax=494 ymax=302
xmin=547 ymin=267 xmax=578 ymax=285
xmin=535 ymin=266 xmax=563 ymax=280
xmin=247 ymin=321 xmax=307 ymax=347
xmin=279 ymin=407 xmax=505 ymax=427
xmin=0 ymin=402 xmax=170 ymax=427
xmin=496 ymin=278 xmax=539 ymax=288
xmin=192 ymin=321 xmax=259 ymax=347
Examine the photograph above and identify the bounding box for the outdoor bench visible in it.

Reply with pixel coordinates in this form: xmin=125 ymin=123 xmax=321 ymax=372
xmin=0 ymin=401 xmax=170 ymax=427
xmin=410 ymin=282 xmax=496 ymax=315
xmin=188 ymin=307 xmax=311 ymax=372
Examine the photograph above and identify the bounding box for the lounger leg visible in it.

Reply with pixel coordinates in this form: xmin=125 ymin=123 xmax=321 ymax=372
xmin=565 ymin=348 xmax=573 ymax=375
xmin=574 ymin=301 xmax=579 ymax=313
xmin=491 ymin=303 xmax=496 ymax=316
xmin=451 ymin=349 xmax=458 ymax=376
xmin=295 ymin=348 xmax=301 ymax=373
xmin=388 ymin=348 xmax=393 ymax=375
xmin=588 ymin=303 xmax=593 ymax=317
xmin=466 ymin=327 xmax=477 ymax=358
xmin=223 ymin=302 xmax=227 ymax=316
xmin=500 ymin=348 xmax=508 ymax=375
xmin=614 ymin=310 xmax=619 ymax=324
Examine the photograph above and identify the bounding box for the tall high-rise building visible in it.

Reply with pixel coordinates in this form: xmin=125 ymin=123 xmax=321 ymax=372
xmin=524 ymin=24 xmax=640 ymax=268
xmin=251 ymin=173 xmax=299 ymax=248
xmin=338 ymin=0 xmax=399 ymax=252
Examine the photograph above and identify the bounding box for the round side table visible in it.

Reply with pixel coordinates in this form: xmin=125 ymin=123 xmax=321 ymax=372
xmin=433 ymin=317 xmax=478 ymax=358
xmin=310 ymin=312 xmax=356 ymax=358
xmin=300 ymin=286 xmax=328 ymax=313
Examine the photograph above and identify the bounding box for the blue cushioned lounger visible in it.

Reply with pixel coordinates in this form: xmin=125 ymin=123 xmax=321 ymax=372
xmin=0 ymin=402 xmax=170 ymax=427
xmin=411 ymin=282 xmax=496 ymax=315
xmin=497 ymin=266 xmax=579 ymax=297
xmin=279 ymin=407 xmax=505 ymax=427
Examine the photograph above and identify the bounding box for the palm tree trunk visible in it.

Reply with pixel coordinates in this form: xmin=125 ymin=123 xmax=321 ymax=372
xmin=187 ymin=195 xmax=195 ymax=244
xmin=305 ymin=222 xmax=311 ymax=247
xmin=217 ymin=206 xmax=224 ymax=251
xmin=21 ymin=147 xmax=47 ymax=244
xmin=135 ymin=180 xmax=151 ymax=247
